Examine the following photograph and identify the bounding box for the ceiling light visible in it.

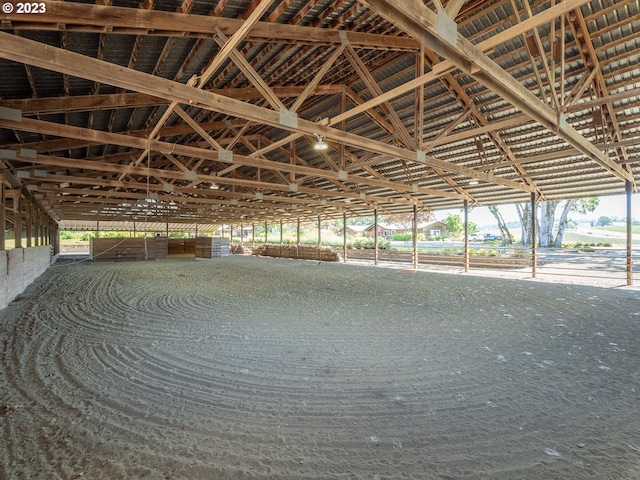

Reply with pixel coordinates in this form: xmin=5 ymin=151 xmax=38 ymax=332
xmin=468 ymin=178 xmax=479 ymax=185
xmin=314 ymin=133 xmax=328 ymax=151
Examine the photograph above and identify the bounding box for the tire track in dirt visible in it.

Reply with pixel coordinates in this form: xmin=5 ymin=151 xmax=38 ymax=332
xmin=1 ymin=257 xmax=639 ymax=479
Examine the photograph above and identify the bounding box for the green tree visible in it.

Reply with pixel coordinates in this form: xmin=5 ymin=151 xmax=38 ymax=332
xmin=384 ymin=211 xmax=433 ymax=232
xmin=517 ymin=198 xmax=600 ymax=247
xmin=552 ymin=198 xmax=599 ymax=247
xmin=444 ymin=214 xmax=463 ymax=239
xmin=347 ymin=216 xmax=374 ymax=226
xmin=596 ymin=215 xmax=612 ymax=227
xmin=488 ymin=206 xmax=514 ymax=244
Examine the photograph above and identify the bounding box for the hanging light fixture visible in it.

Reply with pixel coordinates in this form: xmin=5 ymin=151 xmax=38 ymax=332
xmin=313 ymin=133 xmax=328 ymax=151
xmin=468 ymin=178 xmax=479 ymax=185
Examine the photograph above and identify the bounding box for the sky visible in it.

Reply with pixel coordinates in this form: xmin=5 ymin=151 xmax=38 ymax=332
xmin=434 ymin=193 xmax=639 ymax=230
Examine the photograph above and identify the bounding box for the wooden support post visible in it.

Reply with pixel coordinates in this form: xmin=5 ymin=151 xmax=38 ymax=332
xmin=412 ymin=204 xmax=418 ymax=270
xmin=54 ymin=225 xmax=60 ymax=255
xmin=40 ymin=211 xmax=48 ymax=246
xmin=96 ymin=220 xmax=100 ymax=239
xmin=166 ymin=222 xmax=169 ymax=238
xmin=240 ymin=222 xmax=244 ymax=246
xmin=627 ymin=180 xmax=633 ymax=286
xmin=317 ymin=214 xmax=321 ymax=259
xmin=34 ymin=208 xmax=39 ymax=246
xmin=26 ymin=200 xmax=32 ymax=247
xmin=531 ymin=192 xmax=537 ymax=278
xmin=374 ymin=209 xmax=379 ymax=265
xmin=252 ymin=222 xmax=255 ymax=247
xmin=280 ymin=220 xmax=283 ymax=245
xmin=464 ymin=199 xmax=469 ymax=272
xmin=14 ymin=194 xmax=22 ymax=249
xmin=343 ymin=212 xmax=347 ymax=263
xmin=0 ymin=173 xmax=5 ymax=251
xmin=264 ymin=221 xmax=268 ymax=244
xmin=296 ymin=217 xmax=300 ymax=258
xmin=415 ymin=46 xmax=425 ymax=147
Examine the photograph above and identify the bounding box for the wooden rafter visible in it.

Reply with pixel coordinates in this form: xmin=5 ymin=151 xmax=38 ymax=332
xmin=0 ymin=32 xmax=532 ymax=192
xmin=358 ymin=0 xmax=633 ymax=183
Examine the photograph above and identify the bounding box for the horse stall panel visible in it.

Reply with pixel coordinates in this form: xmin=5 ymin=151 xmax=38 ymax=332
xmin=195 ymin=237 xmax=230 ymax=258
xmin=168 ymin=238 xmax=196 ymax=255
xmin=91 ymin=237 xmax=168 ymax=261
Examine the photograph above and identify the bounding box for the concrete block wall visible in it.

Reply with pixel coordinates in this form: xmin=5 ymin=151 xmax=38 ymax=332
xmin=0 ymin=246 xmax=52 ymax=310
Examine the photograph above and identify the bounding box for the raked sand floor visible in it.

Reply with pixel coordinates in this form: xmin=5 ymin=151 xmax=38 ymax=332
xmin=1 ymin=255 xmax=639 ymax=479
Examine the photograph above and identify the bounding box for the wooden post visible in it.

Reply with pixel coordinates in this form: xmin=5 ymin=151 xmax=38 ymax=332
xmin=415 ymin=46 xmax=425 ymax=147
xmin=96 ymin=220 xmax=100 ymax=239
xmin=54 ymin=224 xmax=60 ymax=255
xmin=317 ymin=214 xmax=321 ymax=259
xmin=34 ymin=207 xmax=39 ymax=246
xmin=14 ymin=194 xmax=22 ymax=249
xmin=264 ymin=221 xmax=268 ymax=244
xmin=627 ymin=180 xmax=633 ymax=286
xmin=374 ymin=209 xmax=379 ymax=265
xmin=531 ymin=192 xmax=537 ymax=278
xmin=280 ymin=220 xmax=283 ymax=245
xmin=296 ymin=217 xmax=300 ymax=258
xmin=343 ymin=212 xmax=347 ymax=263
xmin=0 ymin=172 xmax=5 ymax=251
xmin=252 ymin=222 xmax=255 ymax=247
xmin=240 ymin=221 xmax=244 ymax=246
xmin=412 ymin=204 xmax=418 ymax=270
xmin=464 ymin=199 xmax=469 ymax=272
xmin=26 ymin=200 xmax=32 ymax=247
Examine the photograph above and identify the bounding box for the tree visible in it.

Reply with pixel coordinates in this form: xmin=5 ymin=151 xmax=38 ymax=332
xmin=384 ymin=210 xmax=434 ymax=235
xmin=517 ymin=198 xmax=600 ymax=247
xmin=596 ymin=215 xmax=612 ymax=227
xmin=488 ymin=206 xmax=514 ymax=244
xmin=516 ymin=202 xmax=533 ymax=246
xmin=552 ymin=198 xmax=599 ymax=247
xmin=538 ymin=200 xmax=559 ymax=247
xmin=347 ymin=216 xmax=374 ymax=226
xmin=444 ymin=213 xmax=463 ymax=239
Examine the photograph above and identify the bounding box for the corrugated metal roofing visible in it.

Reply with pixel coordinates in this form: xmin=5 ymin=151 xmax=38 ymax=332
xmin=0 ymin=0 xmax=638 ymax=230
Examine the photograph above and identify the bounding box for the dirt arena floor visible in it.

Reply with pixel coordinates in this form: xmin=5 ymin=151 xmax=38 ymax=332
xmin=1 ymin=255 xmax=639 ymax=479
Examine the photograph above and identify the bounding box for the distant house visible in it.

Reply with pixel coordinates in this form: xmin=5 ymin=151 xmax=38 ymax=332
xmin=340 ymin=220 xmax=450 ymax=239
xmin=338 ymin=225 xmax=371 ymax=236
xmin=419 ymin=221 xmax=449 ymax=238
xmin=338 ymin=223 xmax=396 ymax=238
xmin=365 ymin=223 xmax=397 ymax=238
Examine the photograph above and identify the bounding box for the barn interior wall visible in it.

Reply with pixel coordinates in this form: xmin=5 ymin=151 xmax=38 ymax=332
xmin=0 ymin=246 xmax=51 ymax=310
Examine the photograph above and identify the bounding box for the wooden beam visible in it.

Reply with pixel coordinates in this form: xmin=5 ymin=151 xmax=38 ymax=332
xmin=3 ymin=117 xmax=462 ymax=200
xmin=0 ymin=1 xmax=418 ymax=51
xmin=444 ymin=0 xmax=466 ymax=18
xmin=0 ymin=86 xmax=343 ymax=115
xmin=200 ymin=0 xmax=276 ymax=89
xmin=358 ymin=0 xmax=633 ymax=183
xmin=0 ymin=32 xmax=532 ymax=192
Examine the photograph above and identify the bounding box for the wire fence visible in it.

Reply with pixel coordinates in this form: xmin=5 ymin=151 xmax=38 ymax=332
xmin=344 ymin=245 xmax=639 ymax=287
